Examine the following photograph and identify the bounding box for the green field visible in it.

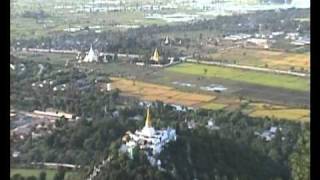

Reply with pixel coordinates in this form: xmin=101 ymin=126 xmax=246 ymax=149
xmin=166 ymin=63 xmax=309 ymax=91
xmin=11 ymin=168 xmax=80 ymax=180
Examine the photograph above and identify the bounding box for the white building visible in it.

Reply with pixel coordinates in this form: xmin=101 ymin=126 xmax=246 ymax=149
xmin=285 ymin=33 xmax=300 ymax=40
xmin=224 ymin=33 xmax=251 ymax=41
xmin=121 ymin=107 xmax=176 ymax=163
xmin=246 ymin=38 xmax=269 ymax=49
xmin=12 ymin=151 xmax=20 ymax=158
xmin=255 ymin=126 xmax=283 ymax=142
xmin=33 ymin=110 xmax=73 ymax=120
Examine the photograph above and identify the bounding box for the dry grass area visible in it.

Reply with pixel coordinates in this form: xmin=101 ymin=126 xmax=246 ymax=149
xmin=201 ymin=102 xmax=228 ymax=110
xmin=108 ymin=77 xmax=216 ymax=107
xmin=266 ymin=53 xmax=310 ymax=70
xmin=210 ymin=48 xmax=310 ymax=71
xmin=248 ymin=103 xmax=310 ymax=122
xmin=250 ymin=109 xmax=309 ymax=122
xmin=106 ymin=77 xmax=309 ymax=121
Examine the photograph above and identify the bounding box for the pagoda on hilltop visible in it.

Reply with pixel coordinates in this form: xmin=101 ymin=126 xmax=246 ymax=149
xmin=121 ymin=107 xmax=176 ymax=166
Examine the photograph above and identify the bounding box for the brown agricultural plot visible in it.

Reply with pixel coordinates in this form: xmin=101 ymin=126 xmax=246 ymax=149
xmin=108 ymin=77 xmax=216 ymax=107
xmin=210 ymin=48 xmax=310 ymax=71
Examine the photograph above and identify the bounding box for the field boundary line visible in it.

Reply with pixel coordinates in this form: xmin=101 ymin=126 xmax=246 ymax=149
xmin=185 ymin=59 xmax=310 ymax=77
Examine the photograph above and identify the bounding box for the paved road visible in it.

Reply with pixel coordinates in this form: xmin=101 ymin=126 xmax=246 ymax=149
xmin=185 ymin=59 xmax=310 ymax=77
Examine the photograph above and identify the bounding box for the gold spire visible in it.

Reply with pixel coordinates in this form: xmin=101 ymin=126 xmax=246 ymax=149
xmin=145 ymin=107 xmax=152 ymax=128
xmin=151 ymin=48 xmax=160 ymax=62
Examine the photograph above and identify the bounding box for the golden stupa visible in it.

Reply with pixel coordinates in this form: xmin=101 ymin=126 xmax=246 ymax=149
xmin=145 ymin=107 xmax=152 ymax=128
xmin=150 ymin=48 xmax=160 ymax=62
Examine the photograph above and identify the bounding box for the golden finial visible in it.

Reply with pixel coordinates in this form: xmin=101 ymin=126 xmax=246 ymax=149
xmin=145 ymin=107 xmax=152 ymax=127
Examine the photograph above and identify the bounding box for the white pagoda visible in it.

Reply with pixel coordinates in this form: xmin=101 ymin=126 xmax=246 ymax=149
xmin=121 ymin=107 xmax=176 ymax=164
xmin=164 ymin=36 xmax=170 ymax=45
xmin=82 ymin=45 xmax=98 ymax=63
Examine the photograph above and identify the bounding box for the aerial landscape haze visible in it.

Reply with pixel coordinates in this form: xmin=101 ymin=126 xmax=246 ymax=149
xmin=10 ymin=0 xmax=310 ymax=179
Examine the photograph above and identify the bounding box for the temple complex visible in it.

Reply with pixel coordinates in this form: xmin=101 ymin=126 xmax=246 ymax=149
xmin=121 ymin=107 xmax=176 ymax=166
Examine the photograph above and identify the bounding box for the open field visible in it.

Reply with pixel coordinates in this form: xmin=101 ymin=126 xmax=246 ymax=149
xmin=10 ymin=168 xmax=79 ymax=180
xmin=142 ymin=70 xmax=309 ymax=107
xmin=200 ymin=102 xmax=228 ymax=110
xmin=108 ymin=77 xmax=216 ymax=107
xmin=166 ymin=63 xmax=309 ymax=91
xmin=108 ymin=77 xmax=309 ymax=121
xmin=209 ymin=48 xmax=310 ymax=71
xmin=246 ymin=103 xmax=310 ymax=122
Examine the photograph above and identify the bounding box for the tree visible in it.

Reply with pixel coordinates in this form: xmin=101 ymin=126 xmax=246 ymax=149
xmin=26 ymin=176 xmax=37 ymax=180
xmin=55 ymin=116 xmax=67 ymax=128
xmin=53 ymin=167 xmax=66 ymax=180
xmin=289 ymin=126 xmax=310 ymax=180
xmin=290 ymin=66 xmax=295 ymax=72
xmin=11 ymin=174 xmax=22 ymax=180
xmin=203 ymin=68 xmax=208 ymax=75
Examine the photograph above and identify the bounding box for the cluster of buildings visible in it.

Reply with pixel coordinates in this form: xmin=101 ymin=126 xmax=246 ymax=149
xmin=63 ymin=25 xmax=103 ymax=33
xmin=10 ymin=63 xmax=26 ymax=73
xmin=185 ymin=118 xmax=220 ymax=130
xmin=223 ymin=31 xmax=309 ymax=49
xmin=11 ymin=109 xmax=77 ymax=159
xmin=32 ymin=79 xmax=56 ymax=89
xmin=54 ymin=0 xmax=309 ymax=15
xmin=224 ymin=33 xmax=270 ymax=49
xmin=10 ymin=109 xmax=75 ymax=142
xmin=290 ymin=38 xmax=310 ymax=46
xmin=31 ymin=78 xmax=69 ymax=92
xmin=254 ymin=126 xmax=285 ymax=142
xmin=121 ymin=107 xmax=176 ymax=167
